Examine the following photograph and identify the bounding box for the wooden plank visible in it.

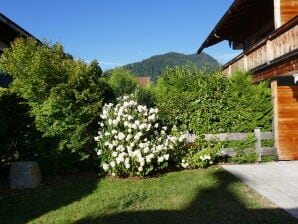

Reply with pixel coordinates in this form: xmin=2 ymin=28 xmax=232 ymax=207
xmin=277 ymin=86 xmax=298 ymax=90
xmin=272 ymin=81 xmax=279 ymax=155
xmin=279 ymin=109 xmax=298 ymax=113
xmin=260 ymin=132 xmax=274 ymax=140
xmin=278 ymin=143 xmax=298 ymax=150
xmin=278 ymin=135 xmax=298 ymax=140
xmin=277 ymin=90 xmax=298 ymax=95
xmin=277 ymin=125 xmax=298 ymax=130
xmin=278 ymin=155 xmax=298 ymax=160
xmin=276 ymin=84 xmax=298 ymax=160
xmin=279 ymin=147 xmax=298 ymax=154
xmin=279 ymin=145 xmax=298 ymax=150
xmin=204 ymin=133 xmax=250 ymax=141
xmin=278 ymin=123 xmax=298 ymax=129
xmin=279 ymin=107 xmax=298 ymax=114
xmin=279 ymin=136 xmax=298 ymax=141
xmin=278 ymin=99 xmax=298 ymax=104
xmin=280 ymin=0 xmax=298 ymax=25
xmin=220 ymin=147 xmax=276 ymax=157
xmin=278 ymin=151 xmax=298 ymax=157
xmin=279 ymin=117 xmax=298 ymax=123
xmin=278 ymin=112 xmax=298 ymax=117
xmin=278 ymin=107 xmax=298 ymax=112
xmin=220 ymin=148 xmax=236 ymax=157
xmin=279 ymin=141 xmax=298 ymax=147
xmin=261 ymin=147 xmax=277 ymax=156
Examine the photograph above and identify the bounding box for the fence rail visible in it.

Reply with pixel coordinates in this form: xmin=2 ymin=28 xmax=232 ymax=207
xmin=186 ymin=128 xmax=276 ymax=161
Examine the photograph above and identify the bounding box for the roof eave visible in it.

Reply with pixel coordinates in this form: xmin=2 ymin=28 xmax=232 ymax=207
xmin=0 ymin=12 xmax=41 ymax=43
xmin=197 ymin=0 xmax=242 ymax=54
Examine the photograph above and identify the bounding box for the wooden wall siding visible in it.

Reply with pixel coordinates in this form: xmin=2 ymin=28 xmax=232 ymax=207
xmin=280 ymin=0 xmax=298 ymax=25
xmin=252 ymin=56 xmax=297 ymax=82
xmin=275 ymin=85 xmax=298 ymax=160
xmin=247 ymin=44 xmax=267 ymax=69
xmin=230 ymin=58 xmax=244 ymax=72
xmin=271 ymin=24 xmax=297 ymax=59
xmin=223 ymin=16 xmax=297 ymax=77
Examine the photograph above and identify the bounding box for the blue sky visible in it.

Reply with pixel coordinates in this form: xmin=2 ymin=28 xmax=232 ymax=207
xmin=1 ymin=0 xmax=239 ymax=70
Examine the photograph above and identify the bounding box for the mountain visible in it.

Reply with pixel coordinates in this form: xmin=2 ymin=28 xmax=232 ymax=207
xmin=123 ymin=52 xmax=219 ymax=82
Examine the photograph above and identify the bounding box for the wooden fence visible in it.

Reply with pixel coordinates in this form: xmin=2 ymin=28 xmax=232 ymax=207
xmin=185 ymin=128 xmax=276 ymax=162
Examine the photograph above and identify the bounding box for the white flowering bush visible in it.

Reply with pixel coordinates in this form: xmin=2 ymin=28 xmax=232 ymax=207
xmin=94 ymin=95 xmax=185 ymax=177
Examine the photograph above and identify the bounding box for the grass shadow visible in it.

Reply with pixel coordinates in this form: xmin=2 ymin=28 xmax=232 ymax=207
xmin=74 ymin=170 xmax=297 ymax=224
xmin=0 ymin=171 xmax=100 ymax=223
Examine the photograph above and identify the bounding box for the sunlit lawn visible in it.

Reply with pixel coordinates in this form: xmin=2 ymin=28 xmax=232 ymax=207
xmin=0 ymin=166 xmax=296 ymax=224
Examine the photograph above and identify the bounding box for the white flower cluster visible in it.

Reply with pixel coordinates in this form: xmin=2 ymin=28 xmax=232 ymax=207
xmin=181 ymin=159 xmax=189 ymax=168
xmin=94 ymin=95 xmax=185 ymax=177
xmin=199 ymin=154 xmax=213 ymax=165
xmin=199 ymin=155 xmax=211 ymax=161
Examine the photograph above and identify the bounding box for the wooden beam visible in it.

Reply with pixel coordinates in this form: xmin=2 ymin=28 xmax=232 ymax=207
xmin=274 ymin=0 xmax=281 ymax=28
xmin=252 ymin=56 xmax=298 ymax=83
xmin=271 ymin=81 xmax=280 ymax=159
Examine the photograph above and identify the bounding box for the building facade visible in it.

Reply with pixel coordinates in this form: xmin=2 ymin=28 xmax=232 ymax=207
xmin=198 ymin=0 xmax=298 ymax=160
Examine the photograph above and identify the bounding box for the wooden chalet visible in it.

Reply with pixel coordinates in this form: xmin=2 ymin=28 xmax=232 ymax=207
xmin=198 ymin=0 xmax=298 ymax=160
xmin=135 ymin=76 xmax=151 ymax=87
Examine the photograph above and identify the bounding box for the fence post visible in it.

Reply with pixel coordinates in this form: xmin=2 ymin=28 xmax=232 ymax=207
xmin=254 ymin=127 xmax=262 ymax=162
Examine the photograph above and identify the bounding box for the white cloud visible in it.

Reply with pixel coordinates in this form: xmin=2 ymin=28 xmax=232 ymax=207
xmin=98 ymin=61 xmax=123 ymax=67
xmin=95 ymin=61 xmax=124 ymax=71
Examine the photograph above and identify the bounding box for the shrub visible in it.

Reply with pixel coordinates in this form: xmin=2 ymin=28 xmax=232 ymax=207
xmin=154 ymin=65 xmax=272 ymax=134
xmin=134 ymin=86 xmax=156 ymax=108
xmin=226 ymin=71 xmax=272 ymax=132
xmin=34 ymin=60 xmax=112 ymax=162
xmin=0 ymin=89 xmax=42 ymax=167
xmin=154 ymin=65 xmax=230 ymax=133
xmin=181 ymin=136 xmax=223 ymax=168
xmin=0 ymin=38 xmax=112 ymax=170
xmin=0 ymin=38 xmax=68 ymax=105
xmin=94 ymin=95 xmax=185 ymax=177
xmin=105 ymin=68 xmax=138 ymax=98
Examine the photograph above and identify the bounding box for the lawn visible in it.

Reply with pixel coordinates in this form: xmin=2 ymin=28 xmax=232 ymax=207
xmin=0 ymin=166 xmax=296 ymax=224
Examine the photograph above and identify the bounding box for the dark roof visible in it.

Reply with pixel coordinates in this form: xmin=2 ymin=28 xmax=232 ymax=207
xmin=197 ymin=0 xmax=273 ymax=54
xmin=0 ymin=13 xmax=40 ymax=88
xmin=0 ymin=74 xmax=13 ymax=88
xmin=0 ymin=13 xmax=34 ymax=37
xmin=0 ymin=12 xmax=40 ymax=48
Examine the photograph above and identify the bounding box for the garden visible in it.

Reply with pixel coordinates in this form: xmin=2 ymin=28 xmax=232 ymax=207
xmin=0 ymin=38 xmax=295 ymax=223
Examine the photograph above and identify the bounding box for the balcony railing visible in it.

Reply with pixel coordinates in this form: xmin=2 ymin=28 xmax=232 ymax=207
xmin=223 ymin=16 xmax=298 ymax=76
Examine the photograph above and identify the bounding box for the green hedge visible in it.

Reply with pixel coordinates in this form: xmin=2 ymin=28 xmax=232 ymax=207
xmin=154 ymin=65 xmax=272 ymax=134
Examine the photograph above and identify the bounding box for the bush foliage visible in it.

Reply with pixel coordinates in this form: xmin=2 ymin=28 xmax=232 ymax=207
xmin=105 ymin=67 xmax=138 ymax=98
xmin=154 ymin=65 xmax=272 ymax=134
xmin=0 ymin=38 xmax=112 ymax=169
xmin=0 ymin=89 xmax=41 ymax=166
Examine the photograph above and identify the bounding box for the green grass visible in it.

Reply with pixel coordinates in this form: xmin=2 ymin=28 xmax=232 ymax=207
xmin=0 ymin=166 xmax=296 ymax=224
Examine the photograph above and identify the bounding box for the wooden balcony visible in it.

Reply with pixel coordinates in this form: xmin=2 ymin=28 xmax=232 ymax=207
xmin=223 ymin=16 xmax=298 ymax=82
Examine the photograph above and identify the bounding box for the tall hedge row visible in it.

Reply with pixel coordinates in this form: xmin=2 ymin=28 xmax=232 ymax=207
xmin=154 ymin=65 xmax=272 ymax=134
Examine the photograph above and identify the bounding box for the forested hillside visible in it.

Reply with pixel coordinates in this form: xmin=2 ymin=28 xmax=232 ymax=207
xmin=123 ymin=52 xmax=219 ymax=81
